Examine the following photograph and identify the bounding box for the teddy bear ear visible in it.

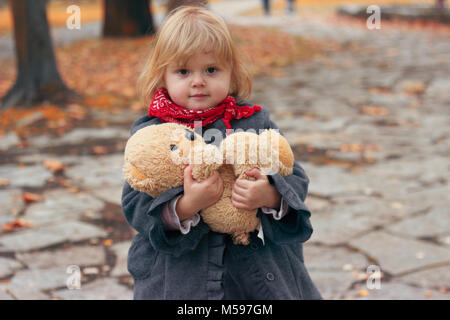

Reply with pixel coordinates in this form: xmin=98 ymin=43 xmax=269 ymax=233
xmin=122 ymin=161 xmax=158 ymax=197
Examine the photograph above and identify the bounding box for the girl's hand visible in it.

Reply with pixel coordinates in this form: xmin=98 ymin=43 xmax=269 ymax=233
xmin=231 ymin=168 xmax=281 ymax=211
xmin=176 ymin=165 xmax=224 ymax=220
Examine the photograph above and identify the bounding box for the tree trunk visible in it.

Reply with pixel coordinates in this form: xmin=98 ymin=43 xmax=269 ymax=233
xmin=103 ymin=0 xmax=155 ymax=37
xmin=167 ymin=0 xmax=207 ymax=14
xmin=1 ymin=0 xmax=74 ymax=110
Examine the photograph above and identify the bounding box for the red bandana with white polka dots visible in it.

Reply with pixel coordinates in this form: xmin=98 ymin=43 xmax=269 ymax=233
xmin=148 ymin=88 xmax=261 ymax=134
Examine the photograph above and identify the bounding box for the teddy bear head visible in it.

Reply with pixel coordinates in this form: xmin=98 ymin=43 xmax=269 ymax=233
xmin=220 ymin=129 xmax=294 ymax=178
xmin=123 ymin=123 xmax=222 ymax=198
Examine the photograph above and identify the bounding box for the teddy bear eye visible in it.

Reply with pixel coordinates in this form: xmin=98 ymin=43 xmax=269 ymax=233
xmin=185 ymin=130 xmax=196 ymax=141
xmin=170 ymin=144 xmax=178 ymax=151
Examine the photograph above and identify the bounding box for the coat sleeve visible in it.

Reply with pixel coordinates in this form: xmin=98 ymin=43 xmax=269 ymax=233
xmin=259 ymin=111 xmax=314 ymax=244
xmin=121 ymin=116 xmax=210 ymax=257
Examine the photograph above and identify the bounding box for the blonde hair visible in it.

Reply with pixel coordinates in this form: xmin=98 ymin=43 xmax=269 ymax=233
xmin=137 ymin=6 xmax=252 ymax=107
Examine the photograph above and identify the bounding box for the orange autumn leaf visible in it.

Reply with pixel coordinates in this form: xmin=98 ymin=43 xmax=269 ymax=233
xmin=23 ymin=192 xmax=44 ymax=203
xmin=0 ymin=105 xmax=66 ymax=129
xmin=84 ymin=95 xmax=113 ymax=108
xmin=424 ymin=290 xmax=433 ymax=297
xmin=362 ymin=106 xmax=389 ymax=116
xmin=43 ymin=159 xmax=66 ymax=173
xmin=339 ymin=143 xmax=379 ymax=153
xmin=67 ymin=104 xmax=87 ymax=120
xmin=369 ymin=87 xmax=393 ymax=95
xmin=0 ymin=178 xmax=9 ymax=186
xmin=91 ymin=146 xmax=108 ymax=155
xmin=340 ymin=143 xmax=364 ymax=152
xmin=358 ymin=290 xmax=369 ymax=297
xmin=402 ymin=81 xmax=425 ymax=95
xmin=2 ymin=218 xmax=33 ymax=232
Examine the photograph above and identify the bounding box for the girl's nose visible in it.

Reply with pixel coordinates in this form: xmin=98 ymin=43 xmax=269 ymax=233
xmin=191 ymin=73 xmax=205 ymax=87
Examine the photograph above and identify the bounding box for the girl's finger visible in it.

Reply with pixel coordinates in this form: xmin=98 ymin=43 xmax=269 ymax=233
xmin=232 ymin=199 xmax=247 ymax=210
xmin=232 ymin=191 xmax=247 ymax=203
xmin=231 ymin=196 xmax=247 ymax=206
xmin=234 ymin=178 xmax=249 ymax=189
xmin=184 ymin=165 xmax=194 ymax=184
xmin=232 ymin=183 xmax=247 ymax=196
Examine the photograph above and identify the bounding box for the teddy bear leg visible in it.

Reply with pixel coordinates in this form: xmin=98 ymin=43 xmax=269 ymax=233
xmin=232 ymin=232 xmax=250 ymax=245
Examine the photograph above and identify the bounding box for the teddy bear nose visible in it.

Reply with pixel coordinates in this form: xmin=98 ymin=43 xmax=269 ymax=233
xmin=170 ymin=144 xmax=178 ymax=151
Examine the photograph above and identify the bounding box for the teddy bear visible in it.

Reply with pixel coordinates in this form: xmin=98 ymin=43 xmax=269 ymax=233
xmin=123 ymin=122 xmax=294 ymax=245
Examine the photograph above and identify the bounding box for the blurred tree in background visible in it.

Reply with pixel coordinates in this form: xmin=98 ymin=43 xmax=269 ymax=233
xmin=103 ymin=0 xmax=155 ymax=37
xmin=1 ymin=0 xmax=157 ymax=109
xmin=1 ymin=0 xmax=74 ymax=110
xmin=167 ymin=0 xmax=206 ymax=13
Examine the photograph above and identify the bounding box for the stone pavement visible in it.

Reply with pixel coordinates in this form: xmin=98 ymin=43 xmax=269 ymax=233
xmin=0 ymin=1 xmax=449 ymax=300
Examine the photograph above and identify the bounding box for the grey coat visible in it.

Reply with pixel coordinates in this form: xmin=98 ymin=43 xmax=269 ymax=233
xmin=122 ymin=105 xmax=322 ymax=300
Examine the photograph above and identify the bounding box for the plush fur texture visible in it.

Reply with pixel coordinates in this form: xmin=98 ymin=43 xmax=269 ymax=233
xmin=123 ymin=123 xmax=294 ymax=245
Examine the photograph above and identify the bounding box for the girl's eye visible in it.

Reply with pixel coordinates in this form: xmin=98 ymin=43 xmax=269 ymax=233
xmin=206 ymin=67 xmax=217 ymax=74
xmin=177 ymin=69 xmax=189 ymax=75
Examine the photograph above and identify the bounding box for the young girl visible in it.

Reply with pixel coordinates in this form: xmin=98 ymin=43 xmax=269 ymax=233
xmin=122 ymin=6 xmax=322 ymax=300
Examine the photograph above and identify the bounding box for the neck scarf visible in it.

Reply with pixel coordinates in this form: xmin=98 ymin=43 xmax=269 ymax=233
xmin=148 ymin=88 xmax=261 ymax=134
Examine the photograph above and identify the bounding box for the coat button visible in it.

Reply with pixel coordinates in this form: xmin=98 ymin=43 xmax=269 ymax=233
xmin=250 ymin=243 xmax=258 ymax=250
xmin=266 ymin=273 xmax=275 ymax=281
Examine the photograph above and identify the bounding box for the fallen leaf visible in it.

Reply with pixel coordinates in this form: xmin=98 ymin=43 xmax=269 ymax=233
xmin=67 ymin=186 xmax=80 ymax=193
xmin=103 ymin=239 xmax=113 ymax=246
xmin=0 ymin=178 xmax=9 ymax=186
xmin=2 ymin=218 xmax=33 ymax=232
xmin=340 ymin=143 xmax=364 ymax=152
xmin=91 ymin=146 xmax=108 ymax=155
xmin=84 ymin=95 xmax=113 ymax=108
xmin=424 ymin=290 xmax=433 ymax=297
xmin=18 ymin=140 xmax=29 ymax=148
xmin=23 ymin=192 xmax=44 ymax=203
xmin=60 ymin=179 xmax=72 ymax=187
xmin=403 ymin=81 xmax=425 ymax=95
xmin=47 ymin=119 xmax=68 ymax=129
xmin=43 ymin=159 xmax=66 ymax=174
xmin=67 ymin=104 xmax=87 ymax=120
xmin=369 ymin=87 xmax=393 ymax=95
xmin=358 ymin=290 xmax=369 ymax=297
xmin=362 ymin=106 xmax=389 ymax=116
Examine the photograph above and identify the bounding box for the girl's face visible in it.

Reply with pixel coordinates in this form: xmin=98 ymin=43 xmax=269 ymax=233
xmin=163 ymin=50 xmax=232 ymax=111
